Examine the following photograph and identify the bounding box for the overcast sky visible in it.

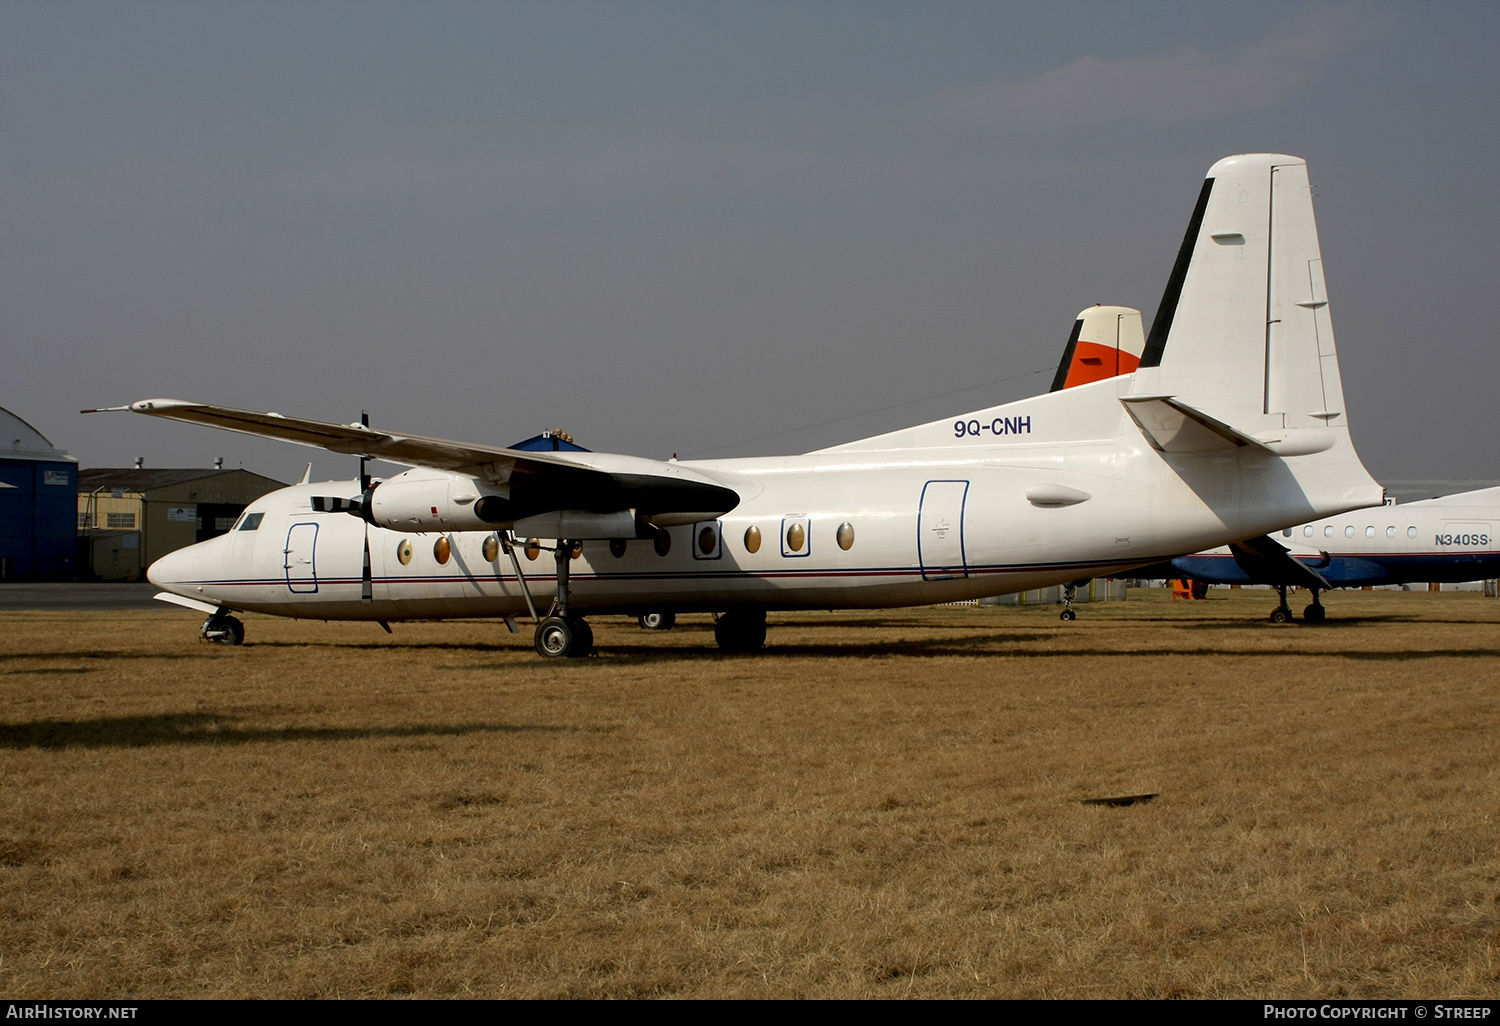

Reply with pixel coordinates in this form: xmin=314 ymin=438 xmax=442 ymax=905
xmin=3 ymin=1 xmax=1496 ymax=496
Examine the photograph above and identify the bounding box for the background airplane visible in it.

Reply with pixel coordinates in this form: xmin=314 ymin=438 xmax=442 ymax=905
xmin=1050 ymin=305 xmax=1499 ymax=622
xmin=98 ymin=154 xmax=1384 ymax=656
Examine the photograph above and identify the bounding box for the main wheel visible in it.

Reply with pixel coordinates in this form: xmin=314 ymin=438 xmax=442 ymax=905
xmin=714 ymin=610 xmax=767 ymax=653
xmin=1303 ymin=603 xmax=1326 ymax=623
xmin=204 ymin=615 xmax=244 ymax=645
xmin=638 ymin=612 xmax=676 ymax=631
xmin=1269 ymin=607 xmax=1292 ymax=624
xmin=1059 ymin=609 xmax=1077 ymax=622
xmin=535 ymin=616 xmax=574 ymax=658
xmin=566 ymin=616 xmax=594 ymax=657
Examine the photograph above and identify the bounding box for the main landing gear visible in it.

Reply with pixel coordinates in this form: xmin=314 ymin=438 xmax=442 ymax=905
xmin=638 ymin=612 xmax=676 ymax=630
xmin=714 ymin=609 xmax=767 ymax=653
xmin=1268 ymin=586 xmax=1328 ymax=624
xmin=531 ymin=538 xmax=595 ymax=658
xmin=201 ymin=611 xmax=244 ymax=645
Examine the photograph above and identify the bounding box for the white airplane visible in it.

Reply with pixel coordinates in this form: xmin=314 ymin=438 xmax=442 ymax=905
xmin=93 ymin=154 xmax=1384 ymax=657
xmin=1132 ymin=488 xmax=1500 ymax=622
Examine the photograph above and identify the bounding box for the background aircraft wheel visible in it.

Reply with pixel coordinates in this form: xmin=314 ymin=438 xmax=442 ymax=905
xmin=714 ymin=610 xmax=767 ymax=653
xmin=535 ymin=616 xmax=574 ymax=658
xmin=566 ymin=616 xmax=594 ymax=657
xmin=1059 ymin=609 xmax=1077 ymax=622
xmin=204 ymin=615 xmax=244 ymax=646
xmin=1269 ymin=607 xmax=1292 ymax=624
xmin=1304 ymin=604 xmax=1326 ymax=623
xmin=638 ymin=612 xmax=676 ymax=631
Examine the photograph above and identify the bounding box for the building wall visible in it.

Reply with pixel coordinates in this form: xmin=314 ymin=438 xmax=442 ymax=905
xmin=0 ymin=458 xmax=77 ymax=580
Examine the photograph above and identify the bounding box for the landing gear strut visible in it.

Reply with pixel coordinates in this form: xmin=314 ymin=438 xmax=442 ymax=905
xmin=714 ymin=609 xmax=767 ymax=653
xmin=1269 ymin=585 xmax=1294 ymax=624
xmin=1303 ymin=590 xmax=1327 ymax=624
xmin=533 ymin=539 xmax=593 ymax=658
xmin=1060 ymin=583 xmax=1078 ymax=621
xmin=201 ymin=611 xmax=244 ymax=645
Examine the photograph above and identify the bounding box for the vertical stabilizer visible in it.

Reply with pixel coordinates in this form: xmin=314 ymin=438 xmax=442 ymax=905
xmin=1050 ymin=305 xmax=1145 ymax=390
xmin=1133 ymin=154 xmax=1349 ymax=433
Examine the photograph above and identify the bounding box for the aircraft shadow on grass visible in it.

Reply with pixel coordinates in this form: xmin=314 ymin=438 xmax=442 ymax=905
xmin=0 ymin=714 xmax=580 ymax=751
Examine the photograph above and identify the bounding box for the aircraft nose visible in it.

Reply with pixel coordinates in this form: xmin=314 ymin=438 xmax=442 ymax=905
xmin=147 ymin=545 xmax=195 ymax=590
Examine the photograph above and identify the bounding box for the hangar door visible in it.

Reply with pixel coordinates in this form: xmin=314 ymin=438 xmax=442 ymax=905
xmin=918 ymin=480 xmax=969 ymax=580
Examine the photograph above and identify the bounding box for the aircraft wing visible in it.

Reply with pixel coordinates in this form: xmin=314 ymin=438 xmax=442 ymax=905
xmin=87 ymin=398 xmax=740 ymax=520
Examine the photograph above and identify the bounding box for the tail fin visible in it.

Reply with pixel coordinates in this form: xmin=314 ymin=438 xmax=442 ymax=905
xmin=1132 ymin=154 xmax=1349 ymax=433
xmin=1050 ymin=305 xmax=1145 ymax=390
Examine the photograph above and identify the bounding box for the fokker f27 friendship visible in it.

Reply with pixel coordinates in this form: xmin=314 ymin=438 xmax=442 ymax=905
xmin=95 ymin=154 xmax=1385 ymax=657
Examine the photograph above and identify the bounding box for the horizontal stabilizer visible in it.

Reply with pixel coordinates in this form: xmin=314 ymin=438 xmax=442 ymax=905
xmin=1119 ymin=396 xmax=1271 ymax=454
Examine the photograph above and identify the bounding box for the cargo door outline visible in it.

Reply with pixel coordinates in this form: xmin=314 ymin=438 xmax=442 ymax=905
xmin=918 ymin=480 xmax=969 ymax=580
xmin=284 ymin=522 xmax=319 ymax=593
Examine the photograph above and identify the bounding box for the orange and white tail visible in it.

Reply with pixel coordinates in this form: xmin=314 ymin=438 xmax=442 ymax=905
xmin=1049 ymin=305 xmax=1145 ymax=390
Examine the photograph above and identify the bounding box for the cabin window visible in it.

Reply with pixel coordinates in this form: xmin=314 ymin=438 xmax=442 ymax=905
xmin=238 ymin=512 xmax=264 ymax=532
xmin=396 ymin=539 xmax=413 ymax=565
xmin=654 ymin=530 xmax=671 ymax=557
xmin=434 ymin=536 xmax=451 ymax=564
xmin=744 ymin=526 xmax=761 ymax=553
xmin=609 ymin=538 xmax=627 ymax=558
xmin=483 ymin=535 xmax=499 ymax=562
xmin=525 ymin=538 xmax=540 ymax=561
xmin=837 ymin=522 xmax=855 ymax=550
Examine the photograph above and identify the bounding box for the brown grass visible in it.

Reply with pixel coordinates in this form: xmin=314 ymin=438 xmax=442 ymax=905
xmin=0 ymin=588 xmax=1497 ymax=998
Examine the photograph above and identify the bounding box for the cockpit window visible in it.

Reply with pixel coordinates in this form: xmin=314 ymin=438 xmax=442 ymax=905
xmin=238 ymin=512 xmax=265 ymax=532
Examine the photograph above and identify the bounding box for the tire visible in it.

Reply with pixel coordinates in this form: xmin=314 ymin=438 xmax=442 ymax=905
xmin=1269 ymin=607 xmax=1291 ymax=624
xmin=205 ymin=615 xmax=244 ymax=646
xmin=1059 ymin=609 xmax=1077 ymax=622
xmin=714 ymin=611 xmax=767 ymax=653
xmin=638 ymin=612 xmax=676 ymax=631
xmin=1303 ymin=604 xmax=1326 ymax=623
xmin=535 ymin=616 xmax=574 ymax=658
xmin=566 ymin=616 xmax=594 ymax=658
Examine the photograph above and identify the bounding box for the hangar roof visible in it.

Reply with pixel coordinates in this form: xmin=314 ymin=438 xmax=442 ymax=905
xmin=78 ymin=468 xmax=284 ymax=493
xmin=1 ymin=406 xmax=75 ymax=463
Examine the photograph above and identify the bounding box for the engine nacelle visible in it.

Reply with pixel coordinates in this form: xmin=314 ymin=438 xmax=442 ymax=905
xmin=364 ymin=467 xmax=499 ymax=533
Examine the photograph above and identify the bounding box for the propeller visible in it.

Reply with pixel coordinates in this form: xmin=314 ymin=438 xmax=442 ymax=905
xmin=359 ymin=410 xmax=373 ymax=602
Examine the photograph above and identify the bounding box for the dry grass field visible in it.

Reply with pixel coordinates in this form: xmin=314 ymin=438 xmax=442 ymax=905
xmin=0 ymin=588 xmax=1497 ymax=998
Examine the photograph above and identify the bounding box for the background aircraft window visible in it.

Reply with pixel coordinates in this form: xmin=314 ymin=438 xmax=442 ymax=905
xmin=238 ymin=512 xmax=264 ymax=532
xmin=1325 ymin=526 xmax=1334 ymax=537
xmin=744 ymin=526 xmax=761 ymax=553
xmin=396 ymin=539 xmax=413 ymax=565
xmin=1345 ymin=526 xmax=1355 ymax=538
xmin=1386 ymin=526 xmax=1396 ymax=538
xmin=1303 ymin=526 xmax=1313 ymax=537
xmin=434 ymin=537 xmax=451 ymax=564
xmin=1282 ymin=529 xmax=1292 ymax=538
xmin=837 ymin=522 xmax=855 ymax=550
xmin=1365 ymin=526 xmax=1375 ymax=538
xmin=1408 ymin=527 xmax=1417 ymax=538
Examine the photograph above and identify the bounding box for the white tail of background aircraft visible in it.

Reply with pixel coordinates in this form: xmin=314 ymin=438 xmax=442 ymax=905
xmin=103 ymin=153 xmax=1384 ymax=656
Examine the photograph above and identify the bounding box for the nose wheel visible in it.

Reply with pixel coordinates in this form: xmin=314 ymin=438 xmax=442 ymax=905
xmin=201 ymin=613 xmax=244 ymax=645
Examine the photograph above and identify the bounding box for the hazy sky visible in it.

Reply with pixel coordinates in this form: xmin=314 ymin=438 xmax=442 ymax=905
xmin=3 ymin=1 xmax=1496 ymax=496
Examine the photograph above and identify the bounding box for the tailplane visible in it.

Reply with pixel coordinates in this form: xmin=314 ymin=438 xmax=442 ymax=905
xmin=1049 ymin=305 xmax=1145 ymax=391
